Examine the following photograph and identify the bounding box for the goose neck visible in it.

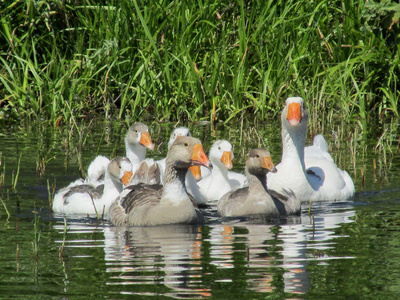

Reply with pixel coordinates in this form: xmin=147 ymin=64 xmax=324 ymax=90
xmin=162 ymin=165 xmax=190 ymax=204
xmin=125 ymin=140 xmax=146 ymax=166
xmin=281 ymin=124 xmax=306 ymax=171
xmin=211 ymin=161 xmax=229 ymax=178
xmin=247 ymin=170 xmax=268 ymax=192
xmin=163 ymin=165 xmax=187 ymax=189
xmin=103 ymin=172 xmax=124 ymax=195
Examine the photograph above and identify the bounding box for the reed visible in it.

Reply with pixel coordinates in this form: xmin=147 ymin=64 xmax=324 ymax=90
xmin=0 ymin=0 xmax=399 ymax=129
xmin=59 ymin=217 xmax=68 ymax=260
xmin=47 ymin=179 xmax=56 ymax=212
xmin=0 ymin=197 xmax=10 ymax=220
xmin=0 ymin=152 xmax=4 ymax=189
xmin=32 ymin=208 xmax=41 ymax=262
xmin=11 ymin=154 xmax=21 ymax=190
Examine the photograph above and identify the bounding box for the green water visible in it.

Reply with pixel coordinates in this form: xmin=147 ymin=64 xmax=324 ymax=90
xmin=0 ymin=120 xmax=400 ymax=299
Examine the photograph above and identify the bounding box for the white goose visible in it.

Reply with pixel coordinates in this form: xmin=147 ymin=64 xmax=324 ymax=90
xmin=305 ymin=134 xmax=334 ymax=163
xmin=83 ymin=123 xmax=155 ymax=186
xmin=86 ymin=155 xmax=110 ymax=186
xmin=52 ymin=157 xmax=133 ymax=216
xmin=197 ymin=140 xmax=246 ymax=202
xmin=267 ymin=97 xmax=355 ymax=202
xmin=125 ymin=122 xmax=155 ymax=171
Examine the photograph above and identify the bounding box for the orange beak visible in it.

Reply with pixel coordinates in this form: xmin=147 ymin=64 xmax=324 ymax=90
xmin=190 ymin=166 xmax=202 ymax=181
xmin=221 ymin=151 xmax=233 ymax=170
xmin=191 ymin=144 xmax=212 ymax=169
xmin=286 ymin=102 xmax=302 ymax=126
xmin=140 ymin=132 xmax=155 ymax=150
xmin=121 ymin=171 xmax=133 ymax=185
xmin=262 ymin=156 xmax=277 ymax=173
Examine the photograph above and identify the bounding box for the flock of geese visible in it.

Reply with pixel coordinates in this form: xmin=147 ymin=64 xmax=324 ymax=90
xmin=52 ymin=97 xmax=355 ymax=226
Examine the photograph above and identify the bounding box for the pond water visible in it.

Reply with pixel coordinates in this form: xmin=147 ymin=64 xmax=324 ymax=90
xmin=1 ymin=117 xmax=400 ymax=299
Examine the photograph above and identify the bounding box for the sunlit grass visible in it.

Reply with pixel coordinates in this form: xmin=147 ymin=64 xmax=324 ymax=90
xmin=0 ymin=1 xmax=399 ymax=131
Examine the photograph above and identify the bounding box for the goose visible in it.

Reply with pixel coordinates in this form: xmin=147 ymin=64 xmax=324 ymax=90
xmin=81 ymin=123 xmax=155 ymax=187
xmin=52 ymin=157 xmax=133 ymax=216
xmin=218 ymin=148 xmax=300 ymax=217
xmin=109 ymin=136 xmax=212 ymax=226
xmin=125 ymin=122 xmax=155 ymax=171
xmin=131 ymin=126 xmax=201 ymax=186
xmin=157 ymin=127 xmax=193 ymax=181
xmin=305 ymin=134 xmax=334 ymax=163
xmin=197 ymin=140 xmax=246 ymax=202
xmin=267 ymin=97 xmax=355 ymax=202
xmin=130 ymin=126 xmax=196 ymax=184
xmin=161 ymin=127 xmax=207 ymax=205
xmin=86 ymin=155 xmax=110 ymax=186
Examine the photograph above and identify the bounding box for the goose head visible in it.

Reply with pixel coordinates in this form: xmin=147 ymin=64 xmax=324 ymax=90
xmin=167 ymin=127 xmax=203 ymax=180
xmin=209 ymin=140 xmax=234 ymax=170
xmin=108 ymin=157 xmax=133 ymax=186
xmin=167 ymin=136 xmax=212 ymax=170
xmin=246 ymin=148 xmax=277 ymax=176
xmin=125 ymin=123 xmax=155 ymax=150
xmin=281 ymin=97 xmax=308 ymax=131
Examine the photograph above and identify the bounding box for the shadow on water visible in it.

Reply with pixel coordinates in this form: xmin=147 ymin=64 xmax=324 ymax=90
xmin=1 ymin=119 xmax=400 ymax=298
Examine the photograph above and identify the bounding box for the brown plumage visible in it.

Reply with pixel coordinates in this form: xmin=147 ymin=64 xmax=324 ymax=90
xmin=218 ymin=148 xmax=300 ymax=217
xmin=132 ymin=160 xmax=162 ymax=185
xmin=109 ymin=136 xmax=212 ymax=226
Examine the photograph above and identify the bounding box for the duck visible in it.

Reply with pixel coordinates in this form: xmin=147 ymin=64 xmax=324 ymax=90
xmin=109 ymin=136 xmax=212 ymax=226
xmin=197 ymin=140 xmax=246 ymax=202
xmin=52 ymin=157 xmax=133 ymax=216
xmin=267 ymin=97 xmax=355 ymax=202
xmin=218 ymin=148 xmax=300 ymax=217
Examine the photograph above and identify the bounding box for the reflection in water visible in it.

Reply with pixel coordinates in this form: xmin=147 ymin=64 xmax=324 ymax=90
xmin=104 ymin=225 xmax=211 ymax=298
xmin=52 ymin=202 xmax=355 ymax=298
xmin=208 ymin=202 xmax=355 ymax=295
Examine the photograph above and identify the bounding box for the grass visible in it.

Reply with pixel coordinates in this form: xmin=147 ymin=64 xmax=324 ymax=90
xmin=0 ymin=0 xmax=398 ymax=130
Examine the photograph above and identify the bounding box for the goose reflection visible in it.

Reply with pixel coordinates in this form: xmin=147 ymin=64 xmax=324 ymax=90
xmin=209 ymin=201 xmax=355 ymax=295
xmin=103 ymin=225 xmax=211 ymax=298
xmin=51 ymin=202 xmax=355 ymax=297
xmin=209 ymin=217 xmax=308 ymax=294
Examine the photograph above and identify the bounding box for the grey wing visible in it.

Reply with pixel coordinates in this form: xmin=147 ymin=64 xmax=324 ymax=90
xmin=267 ymin=188 xmax=289 ymax=202
xmin=132 ymin=160 xmax=162 ymax=185
xmin=267 ymin=188 xmax=300 ymax=215
xmin=63 ymin=184 xmax=101 ymax=202
xmin=226 ymin=187 xmax=250 ymax=201
xmin=94 ymin=184 xmax=104 ymax=195
xmin=218 ymin=187 xmax=249 ymax=216
xmin=120 ymin=183 xmax=163 ymax=214
xmin=187 ymin=193 xmax=199 ymax=208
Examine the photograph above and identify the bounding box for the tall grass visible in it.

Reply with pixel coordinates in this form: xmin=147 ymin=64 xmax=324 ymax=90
xmin=0 ymin=0 xmax=399 ymax=130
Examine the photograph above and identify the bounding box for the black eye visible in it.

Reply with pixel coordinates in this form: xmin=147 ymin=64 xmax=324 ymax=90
xmin=256 ymin=155 xmax=259 ymax=158
xmin=218 ymin=147 xmax=221 ymax=150
xmin=184 ymin=143 xmax=188 ymax=147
